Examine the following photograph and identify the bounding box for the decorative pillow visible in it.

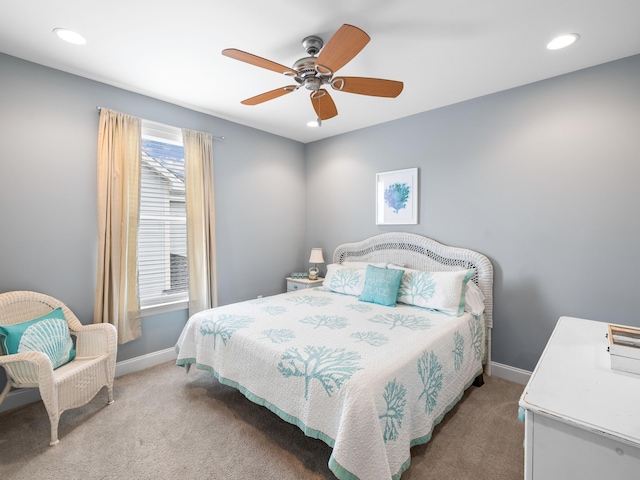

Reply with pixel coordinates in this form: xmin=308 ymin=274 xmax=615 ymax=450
xmin=359 ymin=265 xmax=404 ymax=307
xmin=323 ymin=264 xmax=367 ymax=296
xmin=394 ymin=267 xmax=476 ymax=316
xmin=464 ymin=281 xmax=486 ymax=316
xmin=0 ymin=307 xmax=76 ymax=369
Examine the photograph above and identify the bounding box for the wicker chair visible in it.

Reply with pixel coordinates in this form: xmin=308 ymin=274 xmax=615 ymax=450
xmin=0 ymin=291 xmax=117 ymax=445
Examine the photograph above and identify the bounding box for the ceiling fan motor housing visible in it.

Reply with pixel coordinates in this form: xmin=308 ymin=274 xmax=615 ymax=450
xmin=292 ymin=56 xmax=331 ymax=92
xmin=292 ymin=57 xmax=318 ymax=77
xmin=303 ymin=76 xmax=322 ymax=91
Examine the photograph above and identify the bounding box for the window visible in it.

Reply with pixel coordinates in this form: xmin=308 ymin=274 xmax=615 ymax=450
xmin=139 ymin=120 xmax=188 ymax=313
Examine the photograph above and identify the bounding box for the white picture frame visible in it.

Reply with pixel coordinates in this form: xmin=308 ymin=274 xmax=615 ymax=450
xmin=376 ymin=168 xmax=418 ymax=225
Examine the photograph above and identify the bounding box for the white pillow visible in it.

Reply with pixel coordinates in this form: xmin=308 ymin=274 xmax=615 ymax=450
xmin=464 ymin=281 xmax=486 ymax=316
xmin=392 ymin=266 xmax=475 ymax=316
xmin=323 ymin=264 xmax=367 ymax=296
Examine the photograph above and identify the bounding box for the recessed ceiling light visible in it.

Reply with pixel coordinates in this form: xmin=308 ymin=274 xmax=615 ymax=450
xmin=53 ymin=28 xmax=86 ymax=45
xmin=547 ymin=33 xmax=579 ymax=50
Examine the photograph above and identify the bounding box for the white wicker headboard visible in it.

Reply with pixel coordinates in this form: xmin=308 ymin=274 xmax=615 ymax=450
xmin=333 ymin=232 xmax=494 ymax=370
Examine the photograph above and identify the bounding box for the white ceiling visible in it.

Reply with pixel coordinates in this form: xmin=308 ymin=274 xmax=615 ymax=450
xmin=1 ymin=0 xmax=639 ymax=143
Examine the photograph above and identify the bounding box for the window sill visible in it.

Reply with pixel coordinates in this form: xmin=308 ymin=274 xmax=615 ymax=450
xmin=141 ymin=299 xmax=188 ymax=317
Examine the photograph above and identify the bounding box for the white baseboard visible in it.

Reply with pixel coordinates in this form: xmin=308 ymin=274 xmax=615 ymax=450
xmin=114 ymin=347 xmax=177 ymax=378
xmin=0 ymin=347 xmax=177 ymax=414
xmin=490 ymin=361 xmax=531 ymax=385
xmin=0 ymin=388 xmax=42 ymax=414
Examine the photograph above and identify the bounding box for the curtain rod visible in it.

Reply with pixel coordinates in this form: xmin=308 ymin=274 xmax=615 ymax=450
xmin=96 ymin=106 xmax=225 ymax=140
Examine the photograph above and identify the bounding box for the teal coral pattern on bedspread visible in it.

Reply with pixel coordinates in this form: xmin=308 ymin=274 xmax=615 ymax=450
xmin=198 ymin=313 xmax=254 ymax=349
xmin=351 ymin=331 xmax=390 ymax=346
xmin=418 ymin=351 xmax=444 ymax=414
xmin=469 ymin=315 xmax=484 ymax=361
xmin=261 ymin=328 xmax=295 ymax=343
xmin=175 ymin=286 xmax=485 ymax=480
xmin=379 ymin=379 xmax=407 ymax=442
xmin=278 ymin=346 xmax=362 ymax=400
xmin=369 ymin=313 xmax=432 ymax=330
xmin=453 ymin=331 xmax=465 ymax=371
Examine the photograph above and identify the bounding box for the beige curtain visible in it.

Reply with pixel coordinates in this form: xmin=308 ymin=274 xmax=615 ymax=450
xmin=182 ymin=128 xmax=218 ymax=316
xmin=94 ymin=108 xmax=142 ymax=344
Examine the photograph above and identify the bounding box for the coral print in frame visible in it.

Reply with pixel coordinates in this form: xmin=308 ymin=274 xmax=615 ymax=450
xmin=376 ymin=168 xmax=418 ymax=225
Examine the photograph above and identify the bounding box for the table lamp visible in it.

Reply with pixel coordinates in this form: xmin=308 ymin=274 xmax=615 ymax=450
xmin=308 ymin=248 xmax=325 ymax=280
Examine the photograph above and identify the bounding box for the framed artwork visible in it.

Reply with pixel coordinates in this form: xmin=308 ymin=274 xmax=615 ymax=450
xmin=376 ymin=167 xmax=418 ymax=225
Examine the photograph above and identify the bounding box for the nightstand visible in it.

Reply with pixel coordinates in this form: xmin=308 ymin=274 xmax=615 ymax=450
xmin=286 ymin=277 xmax=324 ymax=292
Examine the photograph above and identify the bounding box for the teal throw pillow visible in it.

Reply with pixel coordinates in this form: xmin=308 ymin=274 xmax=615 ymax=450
xmin=359 ymin=265 xmax=404 ymax=307
xmin=0 ymin=307 xmax=76 ymax=369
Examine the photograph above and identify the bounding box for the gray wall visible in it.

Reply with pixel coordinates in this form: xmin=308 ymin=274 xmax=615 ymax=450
xmin=1 ymin=51 xmax=639 ymax=388
xmin=0 ymin=53 xmax=306 ymax=372
xmin=305 ymin=54 xmax=640 ymax=372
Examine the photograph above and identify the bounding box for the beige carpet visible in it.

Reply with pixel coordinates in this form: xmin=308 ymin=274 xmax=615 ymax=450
xmin=0 ymin=361 xmax=524 ymax=480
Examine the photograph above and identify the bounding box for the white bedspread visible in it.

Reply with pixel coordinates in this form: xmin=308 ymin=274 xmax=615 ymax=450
xmin=176 ymin=287 xmax=485 ymax=480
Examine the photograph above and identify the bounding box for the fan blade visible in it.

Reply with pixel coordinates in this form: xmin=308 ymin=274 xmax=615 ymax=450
xmin=222 ymin=48 xmax=297 ymax=76
xmin=315 ymin=24 xmax=370 ymax=74
xmin=331 ymin=77 xmax=403 ymax=98
xmin=241 ymin=86 xmax=297 ymax=106
xmin=310 ymin=90 xmax=338 ymax=120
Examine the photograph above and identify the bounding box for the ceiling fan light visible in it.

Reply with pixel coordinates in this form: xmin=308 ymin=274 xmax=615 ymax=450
xmin=53 ymin=28 xmax=86 ymax=45
xmin=307 ymin=118 xmax=322 ymax=127
xmin=547 ymin=33 xmax=579 ymax=50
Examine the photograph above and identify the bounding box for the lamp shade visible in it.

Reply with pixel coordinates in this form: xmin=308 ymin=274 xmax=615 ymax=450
xmin=309 ymin=248 xmax=325 ymax=264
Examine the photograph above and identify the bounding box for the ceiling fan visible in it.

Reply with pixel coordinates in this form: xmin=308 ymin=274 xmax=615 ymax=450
xmin=222 ymin=24 xmax=403 ymax=124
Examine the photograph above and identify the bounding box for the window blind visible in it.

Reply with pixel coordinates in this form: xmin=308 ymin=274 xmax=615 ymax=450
xmin=139 ymin=121 xmax=188 ymax=308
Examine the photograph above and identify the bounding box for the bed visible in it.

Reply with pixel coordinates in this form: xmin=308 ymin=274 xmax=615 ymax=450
xmin=175 ymin=232 xmax=493 ymax=480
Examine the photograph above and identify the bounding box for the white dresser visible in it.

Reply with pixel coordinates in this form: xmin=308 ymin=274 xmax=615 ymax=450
xmin=519 ymin=316 xmax=640 ymax=480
